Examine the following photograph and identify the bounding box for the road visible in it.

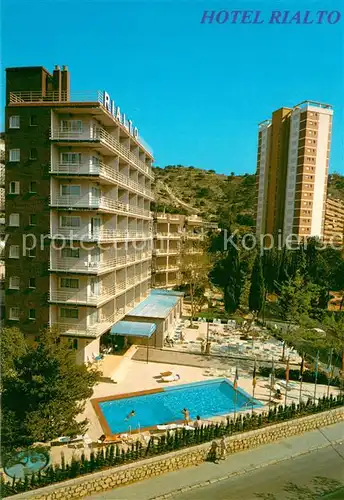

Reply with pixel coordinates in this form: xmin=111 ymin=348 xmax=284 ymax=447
xmin=170 ymin=444 xmax=344 ymax=500
xmin=86 ymin=422 xmax=344 ymax=500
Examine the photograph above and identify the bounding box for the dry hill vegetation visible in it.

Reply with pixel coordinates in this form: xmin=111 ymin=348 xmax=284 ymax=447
xmin=153 ymin=165 xmax=344 ymax=227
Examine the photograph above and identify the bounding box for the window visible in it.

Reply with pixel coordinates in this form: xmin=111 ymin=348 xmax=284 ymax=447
xmin=9 ymin=307 xmax=20 ymax=320
xmin=29 ymin=214 xmax=37 ymax=226
xmin=60 ymin=278 xmax=79 ymax=289
xmin=9 ymin=213 xmax=19 ymax=227
xmin=60 ymin=216 xmax=80 ymax=227
xmin=61 ymin=185 xmax=81 ymax=196
xmin=29 ymin=148 xmax=37 ymax=160
xmin=9 ymin=116 xmax=20 ymax=129
xmin=30 ymin=181 xmax=37 ymax=193
xmin=60 ymin=308 xmax=79 ymax=319
xmin=9 ymin=149 xmax=20 ymax=162
xmin=60 ymin=152 xmax=82 ymax=164
xmin=61 ymin=120 xmax=83 ymax=132
xmin=9 ymin=181 xmax=20 ymax=194
xmin=29 ymin=248 xmax=36 ymax=258
xmin=68 ymin=338 xmax=79 ymax=350
xmin=9 ymin=276 xmax=20 ymax=289
xmin=62 ymin=247 xmax=80 ymax=258
xmin=30 ymin=115 xmax=37 ymax=126
xmin=9 ymin=245 xmax=20 ymax=258
xmin=29 ymin=277 xmax=36 ymax=288
xmin=29 ymin=309 xmax=36 ymax=320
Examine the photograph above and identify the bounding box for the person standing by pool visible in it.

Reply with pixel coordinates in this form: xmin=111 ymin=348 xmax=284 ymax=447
xmin=194 ymin=415 xmax=202 ymax=428
xmin=125 ymin=410 xmax=135 ymax=420
xmin=182 ymin=408 xmax=190 ymax=424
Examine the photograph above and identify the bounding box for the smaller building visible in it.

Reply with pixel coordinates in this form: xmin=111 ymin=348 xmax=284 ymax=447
xmin=152 ymin=212 xmax=217 ymax=289
xmin=323 ymin=196 xmax=344 ymax=246
xmin=121 ymin=289 xmax=184 ymax=347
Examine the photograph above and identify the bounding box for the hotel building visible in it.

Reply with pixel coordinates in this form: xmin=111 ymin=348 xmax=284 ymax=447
xmin=256 ymin=101 xmax=333 ymax=241
xmin=5 ymin=65 xmax=154 ymax=363
xmin=323 ymin=196 xmax=344 ymax=246
xmin=152 ymin=213 xmax=217 ymax=289
xmin=0 ymin=134 xmax=5 ymax=322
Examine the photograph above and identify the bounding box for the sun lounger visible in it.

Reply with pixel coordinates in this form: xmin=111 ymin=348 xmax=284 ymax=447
xmin=157 ymin=424 xmax=178 ymax=431
xmin=161 ymin=374 xmax=180 ymax=382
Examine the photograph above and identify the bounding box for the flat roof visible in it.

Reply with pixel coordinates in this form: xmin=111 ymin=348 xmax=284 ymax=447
xmin=151 ymin=289 xmax=184 ymax=297
xmin=110 ymin=321 xmax=156 ymax=338
xmin=126 ymin=291 xmax=181 ymax=319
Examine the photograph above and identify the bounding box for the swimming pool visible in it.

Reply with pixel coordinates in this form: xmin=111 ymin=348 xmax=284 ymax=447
xmin=95 ymin=379 xmax=262 ymax=435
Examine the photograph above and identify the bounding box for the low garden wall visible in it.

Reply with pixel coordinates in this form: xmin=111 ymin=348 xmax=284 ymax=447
xmin=4 ymin=404 xmax=344 ymax=500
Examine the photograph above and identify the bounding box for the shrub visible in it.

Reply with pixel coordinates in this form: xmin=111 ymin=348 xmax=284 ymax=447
xmin=2 ymin=394 xmax=343 ymax=497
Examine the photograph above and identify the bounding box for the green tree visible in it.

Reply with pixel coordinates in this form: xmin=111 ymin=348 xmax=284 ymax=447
xmin=1 ymin=328 xmax=100 ymax=451
xmin=0 ymin=327 xmax=27 ymax=383
xmin=248 ymin=252 xmax=265 ymax=315
xmin=179 ymin=249 xmax=211 ymax=325
xmin=279 ymin=271 xmax=320 ymax=325
xmin=210 ymin=237 xmax=242 ymax=314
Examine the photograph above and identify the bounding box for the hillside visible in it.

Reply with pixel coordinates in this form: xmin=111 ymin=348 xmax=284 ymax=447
xmin=153 ymin=165 xmax=344 ymax=227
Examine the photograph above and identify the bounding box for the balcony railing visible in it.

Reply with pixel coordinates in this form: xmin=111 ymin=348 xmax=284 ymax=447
xmin=50 ymin=161 xmax=154 ymax=199
xmin=49 ymin=257 xmax=117 ymax=274
xmin=50 ymin=250 xmax=152 ymax=274
xmin=50 ymin=126 xmax=154 ymax=179
xmin=50 ymin=194 xmax=151 ymax=218
xmin=53 ymin=311 xmax=125 ymax=338
xmin=9 ymin=91 xmax=154 ymax=157
xmin=154 ymin=265 xmax=179 ymax=272
xmin=185 ymin=232 xmax=204 ymax=239
xmin=51 ymin=228 xmax=152 ymax=242
xmin=154 ymin=232 xmax=182 ymax=239
xmin=0 ymin=150 xmax=5 ymax=162
xmin=50 ymin=284 xmax=116 ymax=305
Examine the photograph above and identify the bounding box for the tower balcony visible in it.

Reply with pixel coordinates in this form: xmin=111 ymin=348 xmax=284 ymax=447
xmin=50 ymin=160 xmax=153 ymax=200
xmin=50 ymin=228 xmax=152 ymax=242
xmin=50 ymin=194 xmax=151 ymax=219
xmin=50 ymin=126 xmax=154 ymax=179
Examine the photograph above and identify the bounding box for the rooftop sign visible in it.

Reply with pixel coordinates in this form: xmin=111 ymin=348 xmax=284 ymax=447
xmin=102 ymin=91 xmax=139 ymax=138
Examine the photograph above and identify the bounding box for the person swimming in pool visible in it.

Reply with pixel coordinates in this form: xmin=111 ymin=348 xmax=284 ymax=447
xmin=125 ymin=410 xmax=135 ymax=420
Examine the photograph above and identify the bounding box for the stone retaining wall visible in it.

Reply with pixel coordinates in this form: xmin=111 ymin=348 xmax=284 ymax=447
xmin=8 ymin=408 xmax=344 ymax=500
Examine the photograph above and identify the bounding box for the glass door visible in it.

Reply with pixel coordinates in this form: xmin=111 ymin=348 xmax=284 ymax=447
xmin=90 ymin=217 xmax=101 ymax=239
xmin=90 ymin=185 xmax=101 ymax=208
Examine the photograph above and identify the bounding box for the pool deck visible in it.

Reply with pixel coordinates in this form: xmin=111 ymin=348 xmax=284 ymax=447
xmin=81 ymin=354 xmax=339 ymax=444
xmin=91 ymin=379 xmax=262 ymax=438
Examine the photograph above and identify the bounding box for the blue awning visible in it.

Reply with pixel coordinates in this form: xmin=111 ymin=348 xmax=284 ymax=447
xmin=110 ymin=321 xmax=156 ymax=338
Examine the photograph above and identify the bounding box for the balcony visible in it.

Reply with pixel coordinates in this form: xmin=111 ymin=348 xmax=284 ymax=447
xmin=185 ymin=232 xmax=204 ymax=239
xmin=49 ymin=284 xmax=116 ymax=306
xmin=50 ymin=127 xmax=154 ymax=179
xmin=51 ymin=228 xmax=152 ymax=242
xmin=53 ymin=311 xmax=125 ymax=339
xmin=154 ymin=232 xmax=182 ymax=239
xmin=49 ymin=256 xmax=117 ymax=274
xmin=154 ymin=265 xmax=179 ymax=272
xmin=50 ymin=194 xmax=151 ymax=219
xmin=50 ymin=161 xmax=154 ymax=200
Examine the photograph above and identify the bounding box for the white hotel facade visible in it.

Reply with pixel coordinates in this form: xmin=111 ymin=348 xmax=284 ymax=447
xmin=5 ymin=65 xmax=154 ymax=363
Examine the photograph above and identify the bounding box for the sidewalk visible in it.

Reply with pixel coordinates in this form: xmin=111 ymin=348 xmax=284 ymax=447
xmin=86 ymin=421 xmax=344 ymax=500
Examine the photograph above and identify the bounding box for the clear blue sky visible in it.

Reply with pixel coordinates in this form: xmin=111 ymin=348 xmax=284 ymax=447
xmin=2 ymin=0 xmax=343 ymax=175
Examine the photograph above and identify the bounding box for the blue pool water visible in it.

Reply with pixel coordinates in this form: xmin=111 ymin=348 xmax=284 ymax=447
xmin=98 ymin=379 xmax=262 ymax=435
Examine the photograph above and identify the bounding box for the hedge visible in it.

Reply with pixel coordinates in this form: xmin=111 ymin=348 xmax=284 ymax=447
xmin=2 ymin=394 xmax=344 ymax=497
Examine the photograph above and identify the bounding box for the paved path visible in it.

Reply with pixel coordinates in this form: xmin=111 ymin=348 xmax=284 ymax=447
xmin=170 ymin=444 xmax=344 ymax=499
xmin=86 ymin=421 xmax=344 ymax=500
